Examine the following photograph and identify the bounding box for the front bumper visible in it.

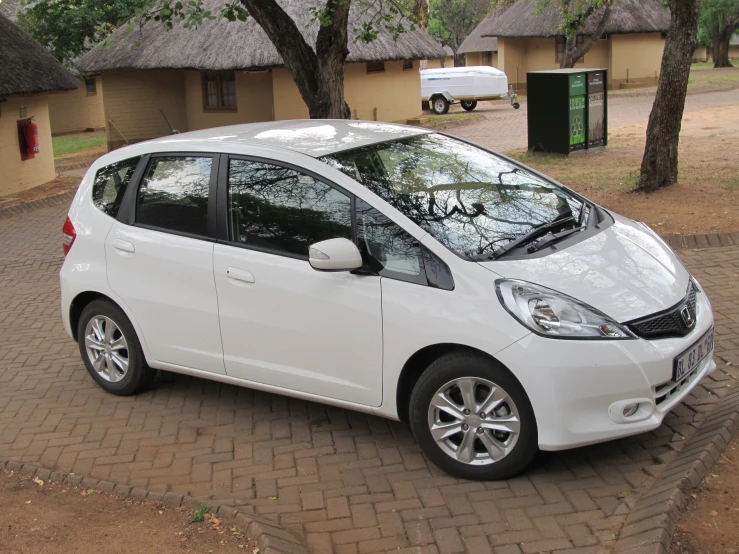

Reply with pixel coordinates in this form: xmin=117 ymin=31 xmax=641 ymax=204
xmin=495 ymin=288 xmax=715 ymax=450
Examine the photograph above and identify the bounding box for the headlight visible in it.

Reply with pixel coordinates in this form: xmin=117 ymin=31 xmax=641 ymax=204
xmin=496 ymin=279 xmax=634 ymax=339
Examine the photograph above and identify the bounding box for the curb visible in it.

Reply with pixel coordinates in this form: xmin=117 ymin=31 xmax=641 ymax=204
xmin=613 ymin=386 xmax=739 ymax=553
xmin=0 ymin=190 xmax=76 ymax=220
xmin=667 ymin=231 xmax=739 ymax=250
xmin=0 ymin=458 xmax=310 ymax=554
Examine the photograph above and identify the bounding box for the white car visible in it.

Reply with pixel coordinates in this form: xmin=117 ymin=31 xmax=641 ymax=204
xmin=60 ymin=120 xmax=715 ymax=480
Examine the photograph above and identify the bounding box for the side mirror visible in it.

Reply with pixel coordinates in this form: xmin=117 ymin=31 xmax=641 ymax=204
xmin=309 ymin=238 xmax=363 ymax=271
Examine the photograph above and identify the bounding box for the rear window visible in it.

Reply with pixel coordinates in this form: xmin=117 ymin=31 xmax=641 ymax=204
xmin=92 ymin=157 xmax=141 ymax=218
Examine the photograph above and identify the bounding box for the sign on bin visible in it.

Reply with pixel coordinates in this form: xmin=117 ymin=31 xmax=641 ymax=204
xmin=588 ymin=72 xmax=605 ymax=147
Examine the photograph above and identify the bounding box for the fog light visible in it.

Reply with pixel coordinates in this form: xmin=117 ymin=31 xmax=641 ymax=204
xmin=623 ymin=404 xmax=639 ymax=417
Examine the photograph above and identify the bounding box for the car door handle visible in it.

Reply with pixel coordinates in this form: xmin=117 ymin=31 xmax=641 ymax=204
xmin=113 ymin=239 xmax=135 ymax=253
xmin=226 ymin=267 xmax=255 ymax=284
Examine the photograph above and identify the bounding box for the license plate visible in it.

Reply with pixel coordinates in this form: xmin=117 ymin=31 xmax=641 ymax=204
xmin=673 ymin=327 xmax=714 ymax=382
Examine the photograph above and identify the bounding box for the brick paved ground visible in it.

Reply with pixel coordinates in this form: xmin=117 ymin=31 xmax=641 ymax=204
xmin=447 ymin=88 xmax=739 ymax=152
xmin=2 ymin=203 xmax=738 ymax=554
xmin=2 ymin=89 xmax=739 ymax=553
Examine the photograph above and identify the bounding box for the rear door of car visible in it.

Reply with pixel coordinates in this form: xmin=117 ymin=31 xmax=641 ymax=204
xmin=106 ymin=152 xmax=225 ymax=374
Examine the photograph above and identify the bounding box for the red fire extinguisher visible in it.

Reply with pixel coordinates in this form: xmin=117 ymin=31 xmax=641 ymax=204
xmin=19 ymin=117 xmax=39 ymax=160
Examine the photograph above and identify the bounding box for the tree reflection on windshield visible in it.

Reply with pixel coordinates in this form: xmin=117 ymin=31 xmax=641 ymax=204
xmin=322 ymin=134 xmax=583 ymax=259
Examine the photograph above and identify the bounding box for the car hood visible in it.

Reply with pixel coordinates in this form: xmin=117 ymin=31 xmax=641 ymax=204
xmin=477 ymin=216 xmax=690 ymax=322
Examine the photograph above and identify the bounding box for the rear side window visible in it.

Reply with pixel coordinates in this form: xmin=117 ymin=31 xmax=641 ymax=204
xmin=91 ymin=156 xmax=140 ymax=217
xmin=227 ymin=159 xmax=352 ymax=257
xmin=136 ymin=156 xmax=213 ymax=237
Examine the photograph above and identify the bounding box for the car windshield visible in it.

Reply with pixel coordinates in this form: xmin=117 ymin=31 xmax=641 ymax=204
xmin=321 ymin=133 xmax=584 ymax=260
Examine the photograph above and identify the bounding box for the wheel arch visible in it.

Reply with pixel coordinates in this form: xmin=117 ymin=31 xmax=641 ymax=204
xmin=395 ymin=343 xmax=517 ymax=423
xmin=429 ymin=91 xmax=454 ymax=103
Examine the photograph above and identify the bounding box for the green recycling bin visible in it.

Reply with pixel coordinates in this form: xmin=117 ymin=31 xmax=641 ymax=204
xmin=527 ymin=68 xmax=608 ymax=155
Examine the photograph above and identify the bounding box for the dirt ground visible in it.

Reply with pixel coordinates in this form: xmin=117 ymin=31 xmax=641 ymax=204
xmin=514 ymin=103 xmax=739 ymax=237
xmin=0 ymin=469 xmax=256 ymax=553
xmin=670 ymin=438 xmax=739 ymax=554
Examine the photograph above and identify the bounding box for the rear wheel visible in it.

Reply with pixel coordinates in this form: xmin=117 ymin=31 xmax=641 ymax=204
xmin=77 ymin=300 xmax=155 ymax=396
xmin=431 ymin=96 xmax=450 ymax=115
xmin=460 ymin=100 xmax=478 ymax=111
xmin=409 ymin=352 xmax=537 ymax=480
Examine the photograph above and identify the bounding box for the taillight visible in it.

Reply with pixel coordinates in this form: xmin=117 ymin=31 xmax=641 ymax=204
xmin=62 ymin=216 xmax=76 ymax=256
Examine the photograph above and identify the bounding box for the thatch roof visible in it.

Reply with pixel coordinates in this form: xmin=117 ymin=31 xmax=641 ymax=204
xmin=466 ymin=0 xmax=669 ymax=41
xmin=76 ymin=0 xmax=446 ymax=73
xmin=0 ymin=0 xmax=21 ymax=20
xmin=458 ymin=33 xmax=498 ymax=55
xmin=0 ymin=13 xmax=80 ymax=97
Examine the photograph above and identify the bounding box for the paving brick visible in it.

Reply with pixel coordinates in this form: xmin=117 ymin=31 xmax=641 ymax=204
xmin=1 ymin=168 xmax=739 ymax=554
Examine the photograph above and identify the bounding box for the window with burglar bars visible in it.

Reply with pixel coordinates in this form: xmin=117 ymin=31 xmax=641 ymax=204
xmin=202 ymin=71 xmax=237 ymax=111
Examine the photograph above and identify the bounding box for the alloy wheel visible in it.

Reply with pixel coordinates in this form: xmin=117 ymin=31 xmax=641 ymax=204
xmin=84 ymin=316 xmax=129 ymax=382
xmin=427 ymin=377 xmax=520 ymax=465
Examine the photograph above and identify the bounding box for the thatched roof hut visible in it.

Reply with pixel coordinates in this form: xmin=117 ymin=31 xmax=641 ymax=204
xmin=458 ymin=34 xmax=498 ymax=55
xmin=468 ymin=0 xmax=669 ymax=40
xmin=0 ymin=13 xmax=79 ymax=97
xmin=76 ymin=0 xmax=446 ymax=73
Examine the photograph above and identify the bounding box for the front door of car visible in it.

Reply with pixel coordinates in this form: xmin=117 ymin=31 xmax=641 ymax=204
xmin=106 ymin=154 xmax=225 ymax=374
xmin=212 ymin=157 xmax=383 ymax=406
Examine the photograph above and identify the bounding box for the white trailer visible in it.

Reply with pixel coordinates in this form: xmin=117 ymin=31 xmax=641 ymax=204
xmin=420 ymin=66 xmax=519 ymax=115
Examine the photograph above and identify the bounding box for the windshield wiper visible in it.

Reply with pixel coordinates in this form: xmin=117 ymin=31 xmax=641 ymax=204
xmin=526 ymin=226 xmax=583 ymax=254
xmin=484 ymin=215 xmax=576 ymax=260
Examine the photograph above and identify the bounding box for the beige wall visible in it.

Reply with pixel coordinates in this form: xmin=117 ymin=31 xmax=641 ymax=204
xmin=463 ymin=52 xmax=498 ymax=68
xmin=730 ymin=45 xmax=739 ymax=60
xmin=692 ymin=46 xmax=708 ymax=63
xmin=184 ymin=70 xmax=274 ymax=131
xmin=425 ymin=56 xmax=455 ymax=69
xmin=497 ymin=38 xmax=528 ymax=89
xmin=0 ymin=95 xmax=56 ymax=197
xmin=48 ymin=77 xmax=104 ymax=135
xmin=101 ymin=69 xmax=187 ymax=150
xmin=610 ymin=33 xmax=664 ymax=87
xmin=273 ymin=61 xmax=422 ymax=123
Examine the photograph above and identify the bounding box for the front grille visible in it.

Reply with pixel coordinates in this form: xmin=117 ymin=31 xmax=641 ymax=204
xmin=627 ymin=281 xmax=697 ymax=339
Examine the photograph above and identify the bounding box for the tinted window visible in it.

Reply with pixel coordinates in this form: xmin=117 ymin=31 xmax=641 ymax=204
xmin=92 ymin=156 xmax=141 ymax=218
xmin=228 ymin=160 xmax=352 ymax=257
xmin=136 ymin=156 xmax=212 ymax=237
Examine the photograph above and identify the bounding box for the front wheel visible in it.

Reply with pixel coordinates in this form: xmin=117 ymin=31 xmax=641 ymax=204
xmin=77 ymin=299 xmax=155 ymax=396
xmin=460 ymin=100 xmax=477 ymax=111
xmin=431 ymin=96 xmax=450 ymax=115
xmin=409 ymin=352 xmax=537 ymax=480
xmin=512 ymin=102 xmax=521 ymax=110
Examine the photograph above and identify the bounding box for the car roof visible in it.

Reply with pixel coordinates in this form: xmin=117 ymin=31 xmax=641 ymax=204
xmin=144 ymin=119 xmax=433 ymax=158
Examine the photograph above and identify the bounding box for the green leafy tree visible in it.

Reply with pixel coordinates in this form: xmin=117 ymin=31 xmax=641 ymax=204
xmin=698 ymin=0 xmax=739 ymax=67
xmin=16 ymin=0 xmax=150 ymax=66
xmin=530 ymin=0 xmax=615 ymax=68
xmin=427 ymin=0 xmax=492 ymax=65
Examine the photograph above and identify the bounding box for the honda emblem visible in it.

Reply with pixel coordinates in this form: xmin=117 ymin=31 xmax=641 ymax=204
xmin=681 ymin=306 xmax=695 ymax=327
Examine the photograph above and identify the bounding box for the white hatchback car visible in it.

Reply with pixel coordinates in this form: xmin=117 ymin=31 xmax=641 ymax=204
xmin=60 ymin=120 xmax=715 ymax=480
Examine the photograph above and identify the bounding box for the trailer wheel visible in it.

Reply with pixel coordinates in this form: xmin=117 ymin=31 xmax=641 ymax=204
xmin=431 ymin=96 xmax=450 ymax=115
xmin=512 ymin=102 xmax=521 ymax=110
xmin=460 ymin=100 xmax=477 ymax=111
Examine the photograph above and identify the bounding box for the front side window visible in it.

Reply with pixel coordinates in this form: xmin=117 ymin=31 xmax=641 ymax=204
xmin=203 ymin=71 xmax=237 ymax=110
xmin=136 ymin=156 xmax=213 ymax=237
xmin=322 ymin=134 xmax=583 ymax=260
xmin=228 ymin=159 xmax=352 ymax=257
xmin=92 ymin=156 xmax=141 ymax=218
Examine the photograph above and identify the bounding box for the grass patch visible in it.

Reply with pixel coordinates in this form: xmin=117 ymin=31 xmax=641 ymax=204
xmin=52 ymin=131 xmax=106 ymax=158
xmin=191 ymin=503 xmax=209 ymax=523
xmin=690 ymin=62 xmax=716 ymax=71
xmin=423 ymin=113 xmax=480 ymax=127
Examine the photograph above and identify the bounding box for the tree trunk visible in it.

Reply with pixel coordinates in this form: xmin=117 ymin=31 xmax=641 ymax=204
xmin=637 ymin=0 xmax=702 ymax=192
xmin=241 ymin=0 xmax=350 ymax=119
xmin=414 ymin=0 xmax=429 ymax=31
xmin=560 ymin=2 xmax=613 ymax=68
xmin=454 ymin=53 xmax=466 ymax=66
xmin=713 ymin=23 xmax=738 ymax=68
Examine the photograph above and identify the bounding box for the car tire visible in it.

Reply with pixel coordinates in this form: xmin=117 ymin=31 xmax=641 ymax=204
xmin=409 ymin=351 xmax=538 ymax=480
xmin=460 ymin=100 xmax=477 ymax=111
xmin=431 ymin=96 xmax=450 ymax=115
xmin=77 ymin=299 xmax=156 ymax=396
